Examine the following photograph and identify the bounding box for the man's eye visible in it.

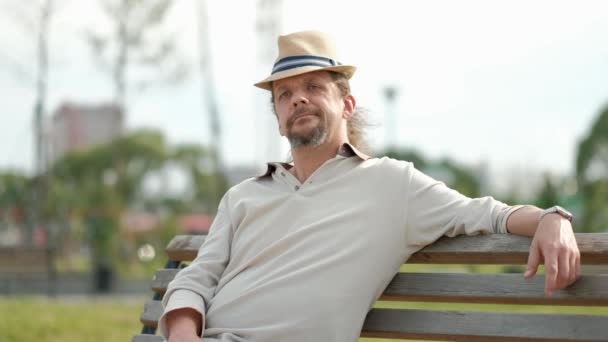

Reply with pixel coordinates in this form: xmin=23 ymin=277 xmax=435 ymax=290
xmin=308 ymin=84 xmax=318 ymax=90
xmin=279 ymin=91 xmax=289 ymax=99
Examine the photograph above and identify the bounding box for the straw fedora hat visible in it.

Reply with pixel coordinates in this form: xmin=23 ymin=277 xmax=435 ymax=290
xmin=254 ymin=30 xmax=356 ymax=91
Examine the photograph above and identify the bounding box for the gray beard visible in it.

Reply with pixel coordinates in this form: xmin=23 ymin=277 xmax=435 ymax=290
xmin=287 ymin=126 xmax=327 ymax=148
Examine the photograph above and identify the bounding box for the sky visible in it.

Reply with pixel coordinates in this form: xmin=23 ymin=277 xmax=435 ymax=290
xmin=1 ymin=0 xmax=607 ymax=193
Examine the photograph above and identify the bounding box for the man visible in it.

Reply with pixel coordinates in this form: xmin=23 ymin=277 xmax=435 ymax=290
xmin=160 ymin=31 xmax=580 ymax=342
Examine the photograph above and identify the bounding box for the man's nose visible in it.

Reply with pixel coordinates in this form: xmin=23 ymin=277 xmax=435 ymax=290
xmin=291 ymin=91 xmax=309 ymax=107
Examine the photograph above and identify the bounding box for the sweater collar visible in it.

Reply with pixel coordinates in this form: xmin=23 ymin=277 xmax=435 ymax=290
xmin=257 ymin=143 xmax=369 ymax=178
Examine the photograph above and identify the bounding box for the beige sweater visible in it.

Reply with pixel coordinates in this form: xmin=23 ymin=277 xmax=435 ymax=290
xmin=159 ymin=147 xmax=521 ymax=341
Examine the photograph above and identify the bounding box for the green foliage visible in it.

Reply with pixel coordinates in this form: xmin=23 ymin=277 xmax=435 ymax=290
xmin=0 ymin=172 xmax=30 ymax=205
xmin=372 ymin=300 xmax=608 ymax=315
xmin=46 ymin=129 xmax=169 ymax=276
xmin=535 ymin=174 xmax=560 ymax=210
xmin=576 ymin=105 xmax=608 ymax=232
xmin=437 ymin=158 xmax=481 ymax=198
xmin=50 ymin=128 xmax=168 ymax=211
xmin=115 ymin=215 xmax=179 ymax=279
xmin=383 ymin=147 xmax=481 ymax=198
xmin=495 ymin=191 xmax=523 ymax=207
xmin=0 ymin=297 xmax=141 ymax=342
xmin=384 ymin=147 xmax=428 ymax=170
xmin=32 ymin=129 xmax=228 ymax=279
xmin=170 ymin=143 xmax=229 ymax=212
xmin=579 ymin=180 xmax=608 ymax=232
xmin=576 ymin=105 xmax=608 ymax=179
xmin=0 ymin=172 xmax=32 ymax=224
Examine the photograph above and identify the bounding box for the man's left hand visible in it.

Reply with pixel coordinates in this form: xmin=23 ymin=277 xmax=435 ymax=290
xmin=524 ymin=214 xmax=581 ymax=296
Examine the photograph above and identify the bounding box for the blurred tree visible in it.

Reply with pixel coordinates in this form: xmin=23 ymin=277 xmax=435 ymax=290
xmin=86 ymin=0 xmax=187 ymax=111
xmin=535 ymin=173 xmax=560 ymax=210
xmin=171 ymin=144 xmax=229 ymax=213
xmin=195 ymin=0 xmax=224 ymax=206
xmin=384 ymin=147 xmax=428 ymax=170
xmin=383 ymin=147 xmax=480 ymax=198
xmin=46 ymin=129 xmax=228 ymax=286
xmin=49 ymin=129 xmax=167 ymax=291
xmin=437 ymin=158 xmax=481 ymax=198
xmin=576 ymin=105 xmax=608 ymax=232
xmin=496 ymin=191 xmax=523 ymax=207
xmin=0 ymin=172 xmax=32 ymax=228
xmin=0 ymin=0 xmax=66 ymax=245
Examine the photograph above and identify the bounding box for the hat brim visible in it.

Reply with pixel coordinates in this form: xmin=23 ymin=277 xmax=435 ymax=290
xmin=254 ymin=64 xmax=356 ymax=91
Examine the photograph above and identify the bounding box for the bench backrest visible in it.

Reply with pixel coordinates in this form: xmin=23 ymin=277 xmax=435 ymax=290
xmin=135 ymin=233 xmax=608 ymax=342
xmin=0 ymin=247 xmax=52 ymax=275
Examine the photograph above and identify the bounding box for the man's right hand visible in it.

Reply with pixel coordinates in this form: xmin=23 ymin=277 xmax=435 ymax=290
xmin=166 ymin=308 xmax=203 ymax=341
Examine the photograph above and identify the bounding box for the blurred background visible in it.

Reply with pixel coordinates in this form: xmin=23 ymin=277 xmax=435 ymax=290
xmin=0 ymin=0 xmax=607 ymax=341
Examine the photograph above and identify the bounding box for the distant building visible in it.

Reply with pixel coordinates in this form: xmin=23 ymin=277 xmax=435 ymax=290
xmin=47 ymin=102 xmax=123 ymax=163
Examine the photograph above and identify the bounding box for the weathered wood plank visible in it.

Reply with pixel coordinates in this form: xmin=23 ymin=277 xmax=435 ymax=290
xmin=409 ymin=233 xmax=608 ymax=264
xmin=150 ymin=269 xmax=608 ymax=305
xmin=361 ymin=308 xmax=608 ymax=341
xmin=131 ymin=334 xmax=164 ymax=342
xmin=165 ymin=233 xmax=608 ymax=264
xmin=381 ymin=272 xmax=608 ymax=305
xmin=165 ymin=235 xmax=206 ymax=261
xmin=150 ymin=269 xmax=177 ymax=294
xmin=140 ymin=300 xmax=162 ymax=328
xmin=0 ymin=247 xmax=51 ymax=273
xmin=141 ymin=300 xmax=608 ymax=341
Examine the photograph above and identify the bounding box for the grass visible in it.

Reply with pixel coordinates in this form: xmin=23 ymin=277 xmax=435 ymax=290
xmin=373 ymin=300 xmax=608 ymax=314
xmin=0 ymin=296 xmax=143 ymax=342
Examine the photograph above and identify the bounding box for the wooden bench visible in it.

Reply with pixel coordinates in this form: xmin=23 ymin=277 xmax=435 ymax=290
xmin=0 ymin=247 xmax=56 ymax=295
xmin=134 ymin=233 xmax=608 ymax=341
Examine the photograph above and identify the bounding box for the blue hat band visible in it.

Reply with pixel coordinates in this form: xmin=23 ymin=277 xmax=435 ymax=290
xmin=272 ymin=55 xmax=342 ymax=75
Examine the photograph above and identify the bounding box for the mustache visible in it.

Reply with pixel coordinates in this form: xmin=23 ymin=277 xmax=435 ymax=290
xmin=287 ymin=107 xmax=321 ymax=128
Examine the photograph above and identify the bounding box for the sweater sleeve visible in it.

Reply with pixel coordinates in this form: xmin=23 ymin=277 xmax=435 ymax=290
xmin=158 ymin=192 xmax=234 ymax=339
xmin=403 ymin=163 xmax=524 ymax=247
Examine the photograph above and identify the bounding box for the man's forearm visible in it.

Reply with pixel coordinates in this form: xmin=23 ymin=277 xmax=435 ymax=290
xmin=506 ymin=205 xmax=543 ymax=237
xmin=166 ymin=307 xmax=203 ymax=339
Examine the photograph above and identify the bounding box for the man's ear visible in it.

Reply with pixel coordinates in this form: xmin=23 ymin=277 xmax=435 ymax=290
xmin=342 ymin=94 xmax=356 ymax=120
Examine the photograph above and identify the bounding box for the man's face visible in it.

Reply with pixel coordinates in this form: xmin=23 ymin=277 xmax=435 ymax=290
xmin=272 ymin=71 xmax=349 ymax=148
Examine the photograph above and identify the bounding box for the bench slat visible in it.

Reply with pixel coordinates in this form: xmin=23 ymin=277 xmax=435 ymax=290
xmin=0 ymin=248 xmax=51 ymax=273
xmin=361 ymin=308 xmax=608 ymax=341
xmin=141 ymin=300 xmax=608 ymax=341
xmin=409 ymin=233 xmax=608 ymax=264
xmin=140 ymin=300 xmax=162 ymax=328
xmin=150 ymin=269 xmax=177 ymax=294
xmin=383 ymin=272 xmax=608 ymax=306
xmin=165 ymin=235 xmax=206 ymax=261
xmin=165 ymin=233 xmax=608 ymax=264
xmin=132 ymin=334 xmax=164 ymax=342
xmin=150 ymin=269 xmax=608 ymax=306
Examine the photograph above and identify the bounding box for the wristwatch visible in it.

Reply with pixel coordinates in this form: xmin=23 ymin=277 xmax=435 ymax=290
xmin=539 ymin=205 xmax=573 ymax=222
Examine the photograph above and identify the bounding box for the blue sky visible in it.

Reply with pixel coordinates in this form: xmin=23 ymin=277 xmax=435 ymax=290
xmin=1 ymin=0 xmax=607 ymax=190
